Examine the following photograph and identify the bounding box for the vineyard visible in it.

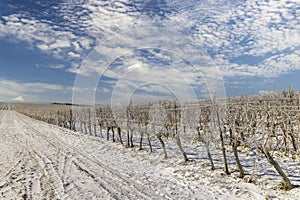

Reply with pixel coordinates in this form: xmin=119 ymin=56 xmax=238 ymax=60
xmin=10 ymin=88 xmax=300 ymax=195
xmin=0 ymin=102 xmax=9 ymax=110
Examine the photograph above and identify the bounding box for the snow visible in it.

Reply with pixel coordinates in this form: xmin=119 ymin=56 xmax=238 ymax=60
xmin=0 ymin=110 xmax=300 ymax=199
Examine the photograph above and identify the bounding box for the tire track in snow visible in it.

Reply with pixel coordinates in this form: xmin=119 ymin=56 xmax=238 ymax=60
xmin=12 ymin=111 xmax=66 ymax=199
xmin=0 ymin=111 xmax=64 ymax=199
xmin=28 ymin=147 xmax=65 ymax=199
xmin=0 ymin=111 xmax=31 ymax=199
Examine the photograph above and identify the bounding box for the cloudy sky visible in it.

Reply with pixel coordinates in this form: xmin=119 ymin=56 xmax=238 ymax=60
xmin=0 ymin=0 xmax=299 ymax=104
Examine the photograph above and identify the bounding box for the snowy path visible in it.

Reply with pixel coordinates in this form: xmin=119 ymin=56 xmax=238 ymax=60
xmin=0 ymin=110 xmax=163 ymax=199
xmin=0 ymin=110 xmax=223 ymax=200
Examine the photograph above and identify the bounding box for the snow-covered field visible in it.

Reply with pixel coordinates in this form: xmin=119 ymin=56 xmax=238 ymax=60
xmin=0 ymin=110 xmax=300 ymax=199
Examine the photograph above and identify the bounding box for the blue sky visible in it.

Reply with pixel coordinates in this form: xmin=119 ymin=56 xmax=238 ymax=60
xmin=0 ymin=0 xmax=299 ymax=104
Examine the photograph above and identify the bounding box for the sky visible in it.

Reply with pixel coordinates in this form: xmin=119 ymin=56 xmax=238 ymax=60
xmin=0 ymin=0 xmax=299 ymax=104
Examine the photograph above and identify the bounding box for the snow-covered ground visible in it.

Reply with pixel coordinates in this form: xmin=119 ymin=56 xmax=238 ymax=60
xmin=0 ymin=110 xmax=300 ymax=199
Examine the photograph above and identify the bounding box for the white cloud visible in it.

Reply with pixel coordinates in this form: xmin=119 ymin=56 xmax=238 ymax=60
xmin=0 ymin=13 xmax=86 ymax=61
xmin=2 ymin=15 xmax=19 ymax=22
xmin=72 ymin=41 xmax=81 ymax=51
xmin=37 ymin=44 xmax=49 ymax=51
xmin=258 ymin=50 xmax=300 ymax=77
xmin=172 ymin=0 xmax=300 ymax=80
xmin=12 ymin=96 xmax=25 ymax=101
xmin=79 ymin=38 xmax=92 ymax=50
xmin=243 ymin=1 xmax=299 ymax=56
xmin=48 ymin=64 xmax=65 ymax=69
xmin=68 ymin=52 xmax=81 ymax=58
xmin=0 ymin=0 xmax=299 ymax=96
xmin=0 ymin=78 xmax=69 ymax=102
xmin=49 ymin=39 xmax=71 ymax=49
